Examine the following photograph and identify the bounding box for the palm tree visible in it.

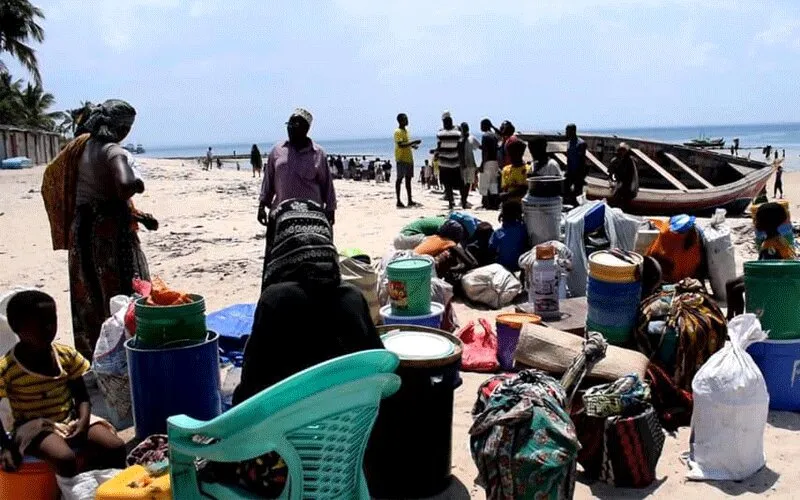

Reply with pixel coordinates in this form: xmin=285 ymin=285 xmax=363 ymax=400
xmin=0 ymin=0 xmax=45 ymax=85
xmin=0 ymin=72 xmax=25 ymax=124
xmin=19 ymin=82 xmax=62 ymax=130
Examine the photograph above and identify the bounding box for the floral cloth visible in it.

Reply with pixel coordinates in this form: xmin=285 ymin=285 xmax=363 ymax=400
xmin=470 ymin=370 xmax=580 ymax=500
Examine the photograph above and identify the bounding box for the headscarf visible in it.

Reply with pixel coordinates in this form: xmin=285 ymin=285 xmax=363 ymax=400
xmin=81 ymin=99 xmax=136 ymax=143
xmin=262 ymin=199 xmax=340 ymax=290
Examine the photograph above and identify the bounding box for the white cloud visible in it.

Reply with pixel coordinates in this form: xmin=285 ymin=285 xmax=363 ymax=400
xmin=755 ymin=19 xmax=800 ymax=50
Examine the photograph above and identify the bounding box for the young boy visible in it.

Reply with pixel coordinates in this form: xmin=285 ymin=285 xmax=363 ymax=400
xmin=500 ymin=140 xmax=530 ymax=203
xmin=0 ymin=291 xmax=126 ymax=477
xmin=489 ymin=200 xmax=529 ymax=272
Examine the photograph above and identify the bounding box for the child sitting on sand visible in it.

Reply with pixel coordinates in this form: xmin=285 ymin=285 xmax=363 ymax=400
xmin=489 ymin=200 xmax=529 ymax=272
xmin=0 ymin=291 xmax=126 ymax=477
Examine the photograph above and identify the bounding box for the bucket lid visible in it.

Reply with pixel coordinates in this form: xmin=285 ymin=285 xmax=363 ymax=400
xmin=669 ymin=214 xmax=696 ymax=233
xmin=496 ymin=313 xmax=542 ymax=328
xmin=381 ymin=330 xmax=455 ymax=360
xmin=589 ymin=250 xmax=642 ymax=268
xmin=387 ymin=258 xmax=432 ymax=271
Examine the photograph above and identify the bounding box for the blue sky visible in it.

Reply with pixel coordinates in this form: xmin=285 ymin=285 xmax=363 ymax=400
xmin=5 ymin=0 xmax=800 ymax=146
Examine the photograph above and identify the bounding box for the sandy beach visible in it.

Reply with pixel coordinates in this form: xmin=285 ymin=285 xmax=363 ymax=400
xmin=1 ymin=159 xmax=799 ymax=499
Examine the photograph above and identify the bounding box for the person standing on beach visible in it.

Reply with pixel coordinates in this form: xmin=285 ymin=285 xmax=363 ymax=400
xmin=498 ymin=121 xmax=520 ymax=168
xmin=394 ymin=113 xmax=421 ymax=208
xmin=437 ymin=111 xmax=467 ymax=210
xmin=205 ymin=147 xmax=213 ymax=171
xmin=460 ymin=122 xmax=480 ymax=193
xmin=479 ymin=118 xmax=500 ymax=209
xmin=774 ymin=163 xmax=784 ymax=199
xmin=250 ymin=144 xmax=263 ymax=178
xmin=608 ymin=142 xmax=639 ymax=209
xmin=564 ymin=123 xmax=587 ymax=205
xmin=257 ymin=108 xmax=337 ymax=286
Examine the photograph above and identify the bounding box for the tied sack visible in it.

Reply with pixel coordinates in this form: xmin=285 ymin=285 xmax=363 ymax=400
xmin=461 ymin=264 xmax=522 ymax=309
xmin=456 ymin=319 xmax=499 ymax=372
xmin=687 ymin=314 xmax=769 ymax=481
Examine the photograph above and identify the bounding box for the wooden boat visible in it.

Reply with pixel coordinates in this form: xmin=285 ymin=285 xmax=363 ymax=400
xmin=517 ymin=133 xmax=775 ymax=216
xmin=684 ymin=137 xmax=725 ymax=148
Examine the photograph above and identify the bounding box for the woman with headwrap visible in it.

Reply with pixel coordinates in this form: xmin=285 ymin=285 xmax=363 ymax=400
xmin=200 ymin=199 xmax=382 ymax=496
xmin=41 ymin=99 xmax=151 ymax=359
xmin=234 ymin=198 xmax=383 ymax=404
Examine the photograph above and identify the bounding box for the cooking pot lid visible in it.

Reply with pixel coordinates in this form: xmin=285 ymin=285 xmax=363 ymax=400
xmin=381 ymin=330 xmax=455 ymax=360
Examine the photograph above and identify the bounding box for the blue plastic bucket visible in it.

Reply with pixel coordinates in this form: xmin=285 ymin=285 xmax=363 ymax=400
xmin=747 ymin=339 xmax=800 ymax=411
xmin=126 ymin=331 xmax=222 ymax=440
xmin=587 ymin=277 xmax=641 ymax=345
xmin=380 ymin=302 xmax=444 ymax=329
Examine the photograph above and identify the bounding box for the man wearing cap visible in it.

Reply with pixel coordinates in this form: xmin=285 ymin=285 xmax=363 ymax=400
xmin=257 ymin=108 xmax=337 ymax=226
xmin=436 ymin=111 xmax=468 ymax=210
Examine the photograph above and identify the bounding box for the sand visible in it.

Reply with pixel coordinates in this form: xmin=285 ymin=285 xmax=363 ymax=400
xmin=1 ymin=159 xmax=799 ymax=499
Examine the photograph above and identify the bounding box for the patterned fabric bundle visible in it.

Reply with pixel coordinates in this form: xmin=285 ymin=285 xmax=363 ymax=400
xmin=635 ymin=279 xmax=726 ymax=391
xmin=470 ymin=370 xmax=580 ymax=500
xmin=41 ymin=133 xmax=91 ymax=250
xmin=262 ymin=198 xmax=340 ymax=290
xmin=583 ymin=373 xmax=651 ymax=418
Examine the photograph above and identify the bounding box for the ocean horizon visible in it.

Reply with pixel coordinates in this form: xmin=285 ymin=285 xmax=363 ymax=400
xmin=140 ymin=122 xmax=800 ymax=170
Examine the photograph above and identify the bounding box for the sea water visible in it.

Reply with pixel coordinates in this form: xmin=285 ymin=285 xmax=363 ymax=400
xmin=141 ymin=122 xmax=800 ymax=171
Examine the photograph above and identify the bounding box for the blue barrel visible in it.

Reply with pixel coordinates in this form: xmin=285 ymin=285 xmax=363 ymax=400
xmin=126 ymin=331 xmax=222 ymax=440
xmin=747 ymin=339 xmax=800 ymax=411
xmin=587 ymin=277 xmax=641 ymax=345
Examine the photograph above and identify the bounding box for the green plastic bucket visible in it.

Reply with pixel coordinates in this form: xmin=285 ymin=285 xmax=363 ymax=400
xmin=745 ymin=261 xmax=800 ymax=340
xmin=134 ymin=294 xmax=207 ymax=348
xmin=386 ymin=258 xmax=432 ymax=316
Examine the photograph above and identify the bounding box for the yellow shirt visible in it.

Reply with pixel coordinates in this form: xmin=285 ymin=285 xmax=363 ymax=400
xmin=394 ymin=128 xmax=414 ymax=164
xmin=501 ymin=164 xmax=530 ymax=192
xmin=0 ymin=343 xmax=90 ymax=426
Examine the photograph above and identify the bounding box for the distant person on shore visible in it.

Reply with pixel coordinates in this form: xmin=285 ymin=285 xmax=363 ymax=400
xmin=394 ymin=113 xmax=421 ymax=208
xmin=205 ymin=147 xmax=213 ymax=171
xmin=774 ymin=163 xmax=784 ymax=199
xmin=564 ymin=123 xmax=587 ymax=205
xmin=460 ymin=122 xmax=480 ymax=193
xmin=500 ymin=139 xmax=530 ymax=203
xmin=383 ymin=160 xmax=392 ymax=183
xmin=41 ymin=99 xmax=152 ymax=359
xmin=437 ymin=111 xmax=467 ymax=210
xmin=733 ymin=138 xmax=740 ymax=155
xmin=479 ymin=118 xmax=501 ymax=210
xmin=250 ymin=144 xmax=262 ymax=178
xmin=608 ymin=142 xmax=639 ymax=209
xmin=530 ymin=137 xmax=563 ymax=178
xmin=335 ymin=156 xmax=344 ymax=179
xmin=216 ymin=157 xmax=223 ymax=169
xmin=258 ymin=108 xmax=337 ymax=288
xmin=430 ymin=153 xmax=441 ymax=190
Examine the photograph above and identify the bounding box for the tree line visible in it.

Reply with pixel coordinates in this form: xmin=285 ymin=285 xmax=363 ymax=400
xmin=0 ymin=0 xmax=90 ymax=136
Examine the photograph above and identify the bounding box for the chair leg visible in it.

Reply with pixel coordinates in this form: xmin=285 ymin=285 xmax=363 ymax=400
xmin=169 ymin=447 xmax=203 ymax=500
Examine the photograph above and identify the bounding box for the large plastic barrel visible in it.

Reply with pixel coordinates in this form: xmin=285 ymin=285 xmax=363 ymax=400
xmin=380 ymin=302 xmax=444 ymax=329
xmin=126 ymin=332 xmax=221 ymax=440
xmin=385 ymin=258 xmax=432 ymax=316
xmin=745 ymin=261 xmax=800 ymax=340
xmin=523 ymin=195 xmax=562 ymax=246
xmin=748 ymin=339 xmax=800 ymax=411
xmin=586 ymin=278 xmax=641 ymax=345
xmin=134 ymin=295 xmax=207 ymax=348
xmin=366 ymin=326 xmax=462 ymax=498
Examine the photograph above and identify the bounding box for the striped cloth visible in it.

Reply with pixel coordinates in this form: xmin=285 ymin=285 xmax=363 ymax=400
xmin=436 ymin=127 xmax=462 ymax=169
xmin=0 ymin=344 xmax=90 ymax=426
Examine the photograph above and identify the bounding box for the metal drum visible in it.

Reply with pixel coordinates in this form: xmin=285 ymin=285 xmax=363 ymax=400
xmin=366 ymin=326 xmax=463 ymax=498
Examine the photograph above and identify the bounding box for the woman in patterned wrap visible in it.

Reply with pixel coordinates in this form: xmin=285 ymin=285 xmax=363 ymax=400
xmin=41 ymin=100 xmax=153 ymax=360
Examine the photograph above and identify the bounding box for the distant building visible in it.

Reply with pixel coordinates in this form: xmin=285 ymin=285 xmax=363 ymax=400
xmin=0 ymin=124 xmax=62 ymax=165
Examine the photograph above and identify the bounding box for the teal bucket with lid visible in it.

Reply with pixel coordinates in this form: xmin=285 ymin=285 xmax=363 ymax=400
xmin=745 ymin=261 xmax=800 ymax=340
xmin=386 ymin=258 xmax=432 ymax=316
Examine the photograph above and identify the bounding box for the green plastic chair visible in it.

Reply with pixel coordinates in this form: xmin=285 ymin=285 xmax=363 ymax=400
xmin=167 ymin=350 xmax=400 ymax=499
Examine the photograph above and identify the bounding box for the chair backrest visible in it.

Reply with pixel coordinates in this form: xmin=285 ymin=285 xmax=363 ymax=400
xmin=168 ymin=350 xmax=400 ymax=499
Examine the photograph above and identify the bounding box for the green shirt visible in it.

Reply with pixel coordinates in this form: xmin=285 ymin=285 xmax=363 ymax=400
xmin=401 ymin=216 xmax=447 ymax=236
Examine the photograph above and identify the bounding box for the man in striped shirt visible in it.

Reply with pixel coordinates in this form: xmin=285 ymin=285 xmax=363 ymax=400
xmin=436 ymin=111 xmax=468 ymax=210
